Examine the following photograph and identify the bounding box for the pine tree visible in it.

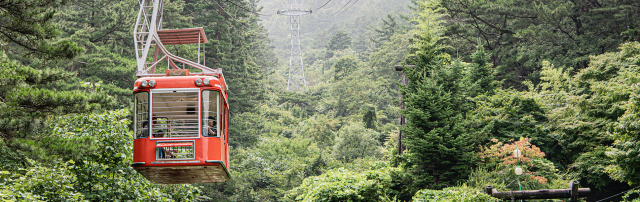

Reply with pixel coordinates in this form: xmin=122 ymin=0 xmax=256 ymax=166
xmin=0 ymin=0 xmax=112 ymax=140
xmin=400 ymin=61 xmax=476 ymax=188
xmin=0 ymin=0 xmax=84 ymax=59
xmin=0 ymin=53 xmax=112 ymax=140
xmin=370 ymin=14 xmax=409 ymax=46
xmin=399 ymin=0 xmax=476 ymax=189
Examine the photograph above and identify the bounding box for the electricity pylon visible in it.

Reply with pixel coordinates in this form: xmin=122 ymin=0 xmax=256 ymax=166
xmin=277 ymin=4 xmax=311 ymax=92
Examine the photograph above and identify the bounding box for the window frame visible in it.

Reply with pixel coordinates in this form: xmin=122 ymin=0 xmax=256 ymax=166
xmin=201 ymin=90 xmax=221 ymax=137
xmin=150 ymin=88 xmax=202 ymax=139
xmin=134 ymin=91 xmax=150 ymax=139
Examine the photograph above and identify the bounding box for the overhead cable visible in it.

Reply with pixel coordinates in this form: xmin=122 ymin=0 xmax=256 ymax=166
xmin=205 ymin=0 xmax=277 ymax=35
xmin=223 ymin=0 xmax=272 ymax=16
xmin=312 ymin=0 xmax=332 ymax=10
xmin=311 ymin=12 xmax=331 ymax=20
xmin=263 ymin=15 xmax=280 ymax=34
xmin=332 ymin=0 xmax=353 ymax=15
xmin=333 ymin=0 xmax=358 ymax=16
xmin=310 ymin=0 xmax=356 ymax=19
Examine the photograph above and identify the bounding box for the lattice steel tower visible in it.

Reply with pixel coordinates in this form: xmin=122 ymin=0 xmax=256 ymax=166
xmin=277 ymin=4 xmax=311 ymax=92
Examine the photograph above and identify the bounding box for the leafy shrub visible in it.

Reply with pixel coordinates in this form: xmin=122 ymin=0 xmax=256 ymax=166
xmin=287 ymin=167 xmax=400 ymax=202
xmin=0 ymin=166 xmax=83 ymax=202
xmin=332 ymin=122 xmax=382 ymax=162
xmin=412 ymin=186 xmax=500 ymax=202
xmin=4 ymin=110 xmax=202 ymax=201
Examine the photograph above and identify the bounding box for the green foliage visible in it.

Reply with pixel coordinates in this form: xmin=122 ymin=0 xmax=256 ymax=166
xmin=227 ymin=135 xmax=324 ymax=201
xmin=48 ymin=110 xmax=200 ymax=201
xmin=573 ymin=146 xmax=615 ymax=188
xmin=462 ymin=46 xmax=499 ymax=97
xmin=1 ymin=110 xmax=200 ymax=201
xmin=229 ymin=112 xmax=266 ymax=149
xmin=361 ymin=104 xmax=378 ymax=130
xmin=56 ymin=0 xmax=138 ymax=54
xmin=180 ymin=0 xmax=276 ymax=113
xmin=326 ymin=31 xmax=352 ymax=51
xmin=370 ymin=14 xmax=409 ymax=46
xmin=0 ymin=53 xmax=113 ymax=140
xmin=332 ymin=122 xmax=382 ymax=162
xmin=332 ymin=55 xmax=358 ymax=81
xmin=609 ymin=43 xmax=640 ymax=184
xmin=400 ymin=60 xmax=477 ymax=188
xmin=465 ymin=89 xmax=547 ymax=145
xmin=287 ymin=167 xmax=400 ymax=202
xmin=438 ymin=0 xmax=640 ymax=88
xmin=303 ymin=114 xmax=340 ymax=148
xmin=12 ymin=0 xmax=640 ymax=200
xmin=0 ymin=0 xmax=84 ymax=59
xmin=0 ymin=166 xmax=83 ymax=201
xmin=400 ymin=3 xmax=481 ymax=187
xmin=412 ymin=185 xmax=500 ymax=202
xmin=536 ymin=42 xmax=640 ymax=188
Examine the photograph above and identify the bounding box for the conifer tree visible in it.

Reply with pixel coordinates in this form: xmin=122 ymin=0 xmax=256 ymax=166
xmin=326 ymin=31 xmax=352 ymax=51
xmin=0 ymin=0 xmax=83 ymax=59
xmin=370 ymin=14 xmax=399 ymax=45
xmin=399 ymin=0 xmax=475 ymax=189
xmin=0 ymin=53 xmax=112 ymax=140
xmin=0 ymin=0 xmax=111 ymax=141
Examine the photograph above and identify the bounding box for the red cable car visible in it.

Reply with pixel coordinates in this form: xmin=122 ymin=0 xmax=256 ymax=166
xmin=130 ymin=1 xmax=230 ymax=184
xmin=132 ymin=69 xmax=231 ymax=184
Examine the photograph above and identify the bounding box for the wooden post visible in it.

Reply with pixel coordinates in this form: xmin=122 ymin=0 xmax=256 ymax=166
xmin=570 ymin=180 xmax=579 ymax=202
xmin=485 ymin=185 xmax=493 ymax=196
xmin=393 ymin=65 xmax=414 ymax=155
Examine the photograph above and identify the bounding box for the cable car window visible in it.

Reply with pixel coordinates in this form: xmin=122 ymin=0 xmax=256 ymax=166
xmin=221 ymin=103 xmax=225 ymax=139
xmin=134 ymin=92 xmax=149 ymax=139
xmin=151 ymin=90 xmax=200 ymax=138
xmin=202 ymin=90 xmax=219 ymax=137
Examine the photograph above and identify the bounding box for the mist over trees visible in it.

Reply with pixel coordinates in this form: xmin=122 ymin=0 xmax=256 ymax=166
xmin=1 ymin=0 xmax=639 ymax=201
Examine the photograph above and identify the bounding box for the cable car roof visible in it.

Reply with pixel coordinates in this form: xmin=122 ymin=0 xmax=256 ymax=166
xmin=157 ymin=27 xmax=208 ymax=45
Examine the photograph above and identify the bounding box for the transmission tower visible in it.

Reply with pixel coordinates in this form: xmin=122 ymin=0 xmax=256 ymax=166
xmin=277 ymin=4 xmax=311 ymax=92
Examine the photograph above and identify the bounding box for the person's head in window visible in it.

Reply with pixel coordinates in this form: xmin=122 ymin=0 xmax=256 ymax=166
xmin=207 ymin=116 xmax=216 ymax=128
xmin=206 ymin=116 xmax=217 ymax=136
xmin=155 ymin=130 xmax=165 ymax=138
xmin=138 ymin=121 xmax=150 ymax=138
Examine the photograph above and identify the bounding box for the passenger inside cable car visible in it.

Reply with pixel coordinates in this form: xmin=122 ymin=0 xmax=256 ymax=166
xmin=140 ymin=121 xmax=149 ymax=138
xmin=205 ymin=116 xmax=217 ymax=136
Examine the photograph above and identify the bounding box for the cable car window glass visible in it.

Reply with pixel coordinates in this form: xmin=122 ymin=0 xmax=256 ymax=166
xmin=202 ymin=90 xmax=219 ymax=137
xmin=134 ymin=92 xmax=149 ymax=139
xmin=151 ymin=89 xmax=200 ymax=138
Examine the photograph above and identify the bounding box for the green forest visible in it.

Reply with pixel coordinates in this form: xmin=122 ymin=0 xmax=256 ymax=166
xmin=1 ymin=0 xmax=640 ymax=201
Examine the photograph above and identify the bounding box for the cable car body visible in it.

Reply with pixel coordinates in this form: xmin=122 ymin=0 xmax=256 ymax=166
xmin=130 ymin=0 xmax=230 ymax=184
xmin=132 ymin=71 xmax=230 ymax=184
